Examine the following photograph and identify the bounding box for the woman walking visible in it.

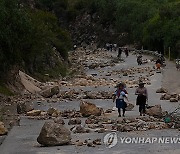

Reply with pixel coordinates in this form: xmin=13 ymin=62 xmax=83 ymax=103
xmin=135 ymin=81 xmax=148 ymax=116
xmin=113 ymin=82 xmax=128 ymax=117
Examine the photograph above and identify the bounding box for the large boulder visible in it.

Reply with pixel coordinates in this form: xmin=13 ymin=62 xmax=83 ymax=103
xmin=156 ymin=88 xmax=168 ymax=93
xmin=37 ymin=121 xmax=71 ymax=146
xmin=0 ymin=122 xmax=8 ymax=135
xmin=80 ymin=101 xmax=103 ymax=117
xmin=17 ymin=101 xmax=34 ymax=114
xmin=40 ymin=86 xmax=59 ymax=98
xmin=146 ymin=105 xmax=163 ymax=117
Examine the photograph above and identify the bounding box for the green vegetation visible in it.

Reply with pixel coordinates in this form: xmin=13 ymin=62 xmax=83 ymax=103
xmin=0 ymin=83 xmax=13 ymax=96
xmin=0 ymin=0 xmax=179 ymax=91
xmin=66 ymin=0 xmax=179 ymax=57
xmin=0 ymin=0 xmax=72 ymax=81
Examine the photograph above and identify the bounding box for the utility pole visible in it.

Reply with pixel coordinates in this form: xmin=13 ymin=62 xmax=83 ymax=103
xmin=168 ymin=47 xmax=171 ymax=61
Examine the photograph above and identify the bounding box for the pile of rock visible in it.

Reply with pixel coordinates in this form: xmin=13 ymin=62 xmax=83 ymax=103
xmin=57 ymin=90 xmax=113 ymax=100
xmin=26 ymin=107 xmax=61 ymax=120
xmin=61 ymin=109 xmax=82 ymax=118
xmin=70 ymin=125 xmax=90 ymax=133
xmin=75 ymin=138 xmax=101 ymax=147
xmin=157 ymin=88 xmax=180 ymax=102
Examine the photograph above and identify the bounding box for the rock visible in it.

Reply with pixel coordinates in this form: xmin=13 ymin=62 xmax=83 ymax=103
xmin=170 ymin=93 xmax=178 ymax=98
xmin=96 ymin=128 xmax=105 ymax=133
xmin=170 ymin=98 xmax=178 ymax=102
xmin=117 ymin=124 xmax=134 ymax=132
xmin=126 ymin=103 xmax=134 ymax=111
xmin=163 ymin=94 xmax=171 ymax=100
xmin=26 ymin=110 xmax=41 ymax=116
xmin=72 ymin=125 xmax=90 ymax=133
xmin=54 ymin=117 xmax=65 ymax=125
xmin=40 ymin=86 xmax=59 ymax=98
xmin=156 ymin=88 xmax=168 ymax=93
xmin=0 ymin=122 xmax=8 ymax=135
xmin=174 ymin=122 xmax=180 ymax=129
xmin=68 ymin=118 xmax=81 ymax=125
xmin=105 ymin=109 xmax=113 ymax=113
xmin=76 ymin=141 xmax=84 ymax=146
xmin=87 ymin=142 xmax=95 ymax=147
xmin=146 ymin=105 xmax=163 ymax=117
xmin=40 ymin=111 xmax=47 ymax=116
xmin=123 ymin=73 xmax=128 ymax=76
xmin=37 ymin=121 xmax=71 ymax=146
xmin=80 ymin=101 xmax=103 ymax=117
xmin=17 ymin=101 xmax=34 ymax=114
xmin=47 ymin=107 xmax=60 ymax=116
xmin=117 ymin=118 xmax=125 ymax=124
xmin=93 ymin=139 xmax=101 ymax=145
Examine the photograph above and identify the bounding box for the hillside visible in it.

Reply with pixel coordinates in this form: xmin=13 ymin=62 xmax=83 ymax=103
xmin=0 ymin=0 xmax=179 ymax=95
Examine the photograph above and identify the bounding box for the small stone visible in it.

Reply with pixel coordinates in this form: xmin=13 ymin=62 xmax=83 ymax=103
xmin=26 ymin=110 xmax=41 ymax=116
xmin=54 ymin=117 xmax=65 ymax=125
xmin=170 ymin=98 xmax=178 ymax=102
xmin=68 ymin=118 xmax=81 ymax=125
xmin=87 ymin=142 xmax=95 ymax=147
xmin=156 ymin=88 xmax=168 ymax=93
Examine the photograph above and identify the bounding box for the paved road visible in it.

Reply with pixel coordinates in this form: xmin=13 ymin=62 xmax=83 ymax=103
xmin=0 ymin=51 xmax=180 ymax=154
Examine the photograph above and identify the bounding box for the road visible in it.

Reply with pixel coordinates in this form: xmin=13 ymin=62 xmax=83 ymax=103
xmin=0 ymin=50 xmax=180 ymax=154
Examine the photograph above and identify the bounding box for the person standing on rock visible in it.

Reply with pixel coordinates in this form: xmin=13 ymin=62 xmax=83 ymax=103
xmin=113 ymin=82 xmax=128 ymax=117
xmin=135 ymin=81 xmax=148 ymax=116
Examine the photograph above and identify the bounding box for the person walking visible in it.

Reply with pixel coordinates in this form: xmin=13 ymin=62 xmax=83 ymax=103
xmin=155 ymin=59 xmax=162 ymax=70
xmin=176 ymin=59 xmax=180 ymax=71
xmin=135 ymin=81 xmax=148 ymax=116
xmin=113 ymin=82 xmax=128 ymax=117
xmin=137 ymin=55 xmax=142 ymax=65
xmin=117 ymin=47 xmax=122 ymax=58
xmin=125 ymin=48 xmax=129 ymax=57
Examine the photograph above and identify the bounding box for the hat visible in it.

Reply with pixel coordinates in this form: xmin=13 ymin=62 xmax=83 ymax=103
xmin=115 ymin=82 xmax=126 ymax=88
xmin=138 ymin=81 xmax=145 ymax=85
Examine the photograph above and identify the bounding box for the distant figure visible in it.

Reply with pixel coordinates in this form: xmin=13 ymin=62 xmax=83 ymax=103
xmin=109 ymin=44 xmax=113 ymax=51
xmin=113 ymin=44 xmax=117 ymax=51
xmin=73 ymin=44 xmax=77 ymax=50
xmin=156 ymin=59 xmax=162 ymax=70
xmin=125 ymin=48 xmax=129 ymax=57
xmin=106 ymin=43 xmax=110 ymax=51
xmin=137 ymin=55 xmax=142 ymax=65
xmin=135 ymin=81 xmax=148 ymax=116
xmin=113 ymin=82 xmax=128 ymax=117
xmin=117 ymin=47 xmax=122 ymax=58
xmin=176 ymin=59 xmax=180 ymax=71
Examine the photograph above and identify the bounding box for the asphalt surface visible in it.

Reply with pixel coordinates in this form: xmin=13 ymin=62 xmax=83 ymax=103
xmin=0 ymin=51 xmax=180 ymax=154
